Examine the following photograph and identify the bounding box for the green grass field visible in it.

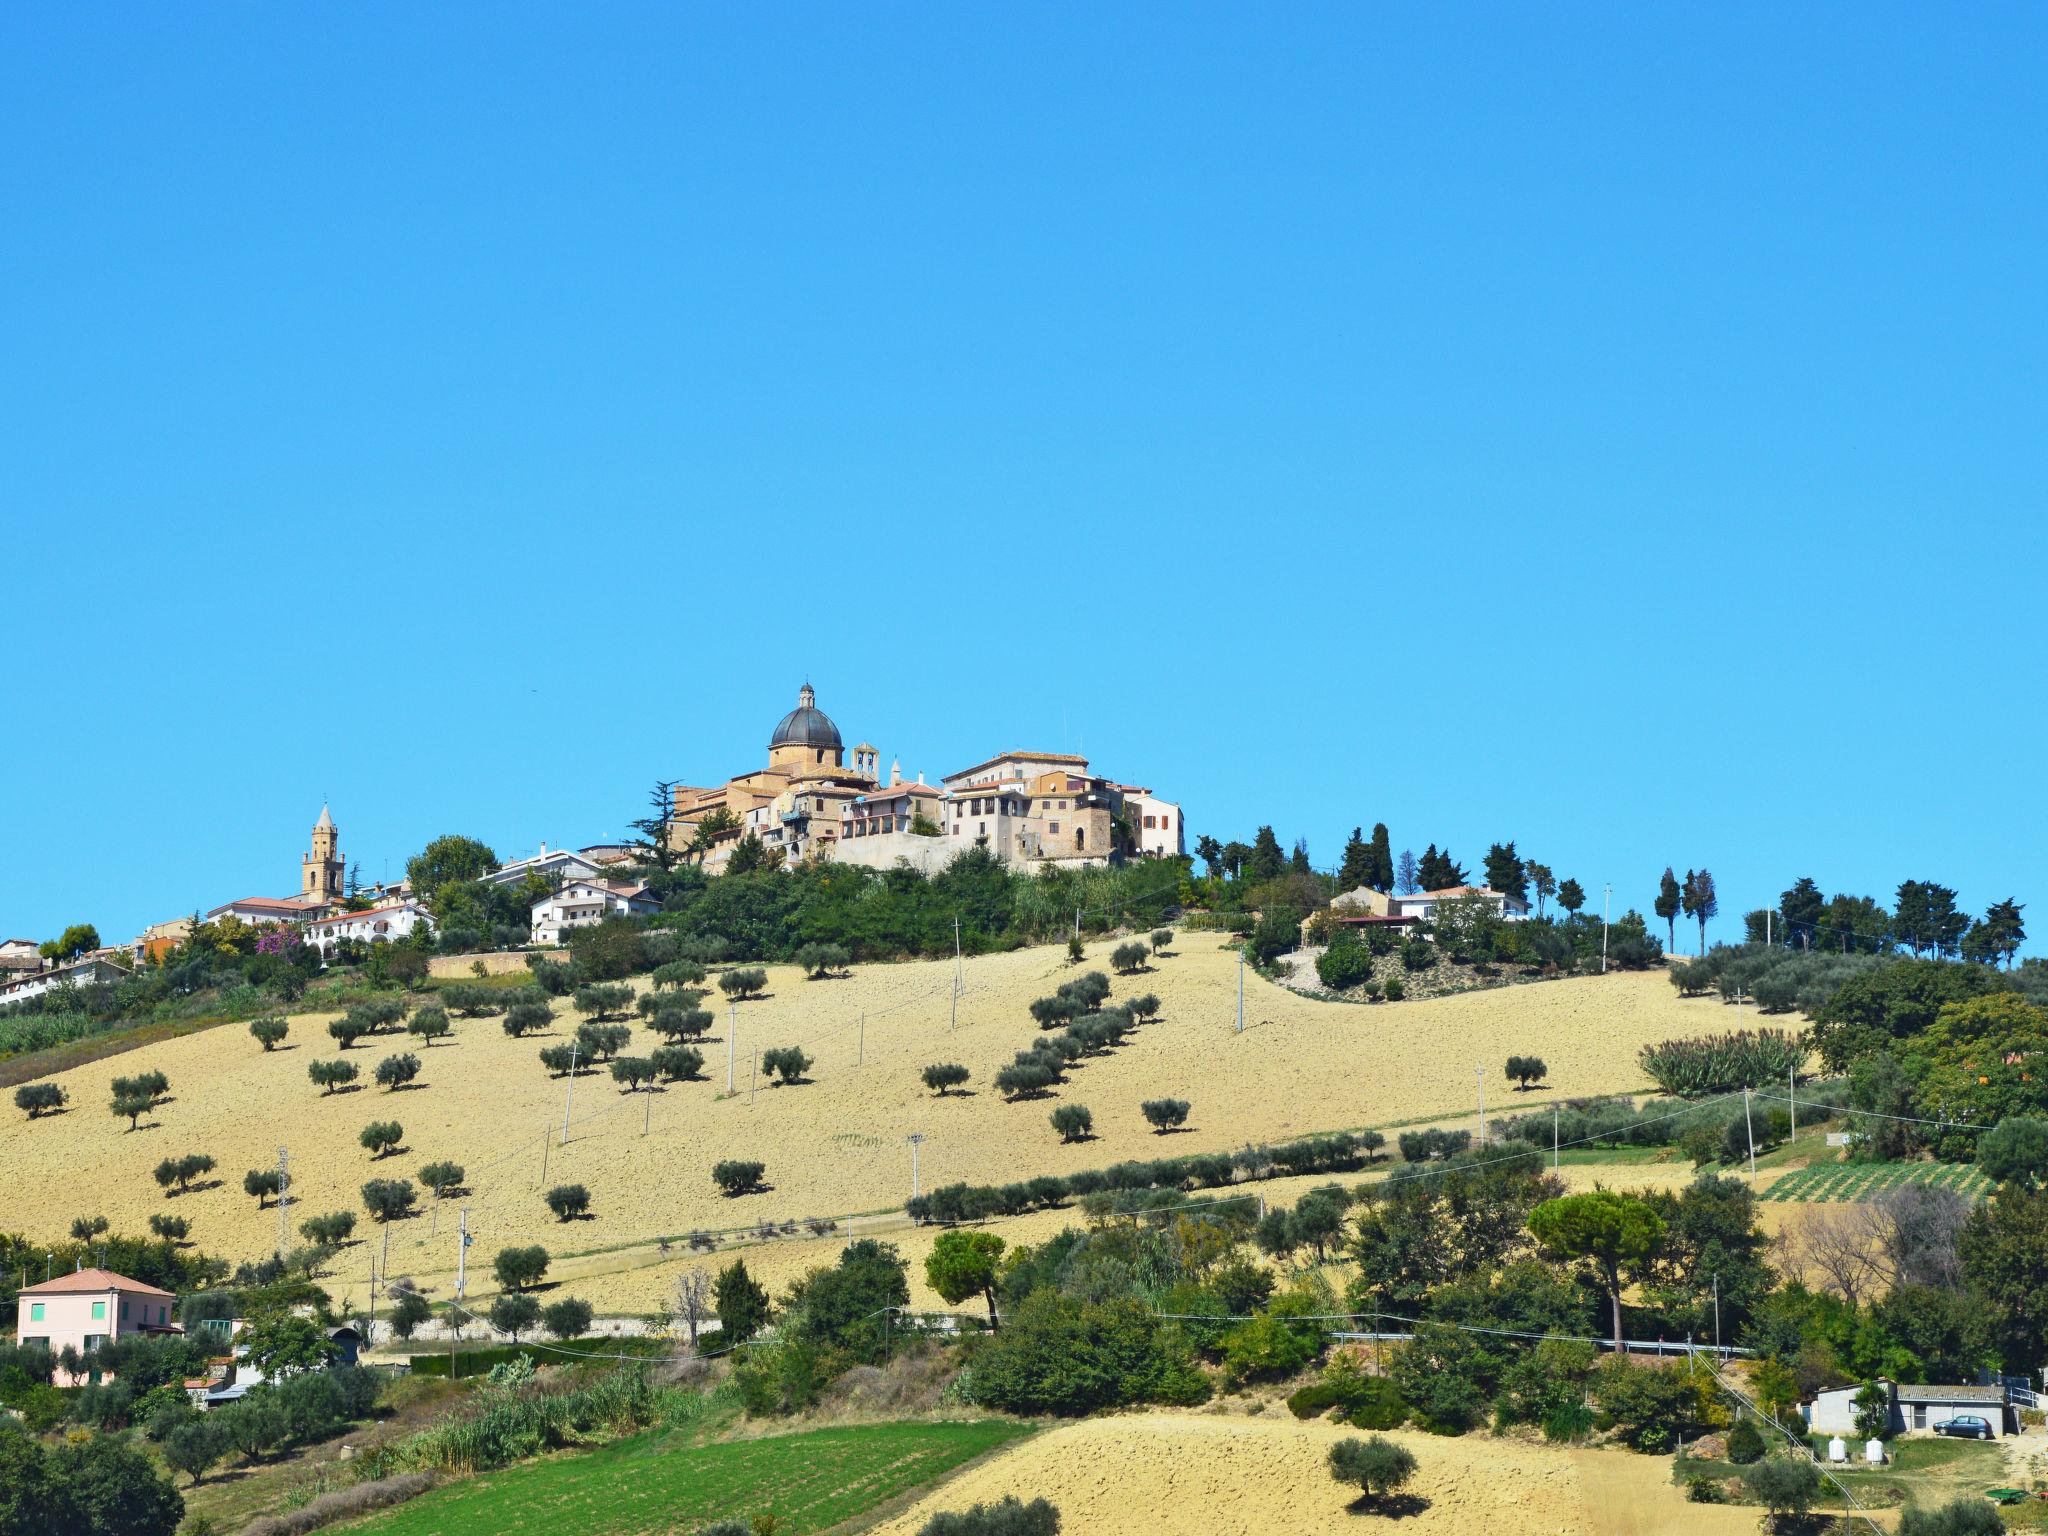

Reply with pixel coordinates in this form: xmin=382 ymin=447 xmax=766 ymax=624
xmin=1761 ymin=1160 xmax=1990 ymax=1203
xmin=348 ymin=1419 xmax=1036 ymax=1536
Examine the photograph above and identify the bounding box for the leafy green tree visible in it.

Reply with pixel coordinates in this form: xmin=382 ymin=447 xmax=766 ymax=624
xmin=161 ymin=1414 xmax=227 ymax=1485
xmin=249 ymin=1016 xmax=289 ymax=1051
xmin=652 ymin=1045 xmax=704 ymax=1081
xmin=1051 ymin=1104 xmax=1093 ymax=1142
xmin=717 ymin=968 xmax=768 ymax=1001
xmin=923 ymin=1063 xmax=971 ymax=1096
xmin=1557 ymin=878 xmax=1586 ymax=916
xmin=1247 ymin=826 xmax=1285 ymax=882
xmin=543 ymin=1296 xmax=594 ymax=1341
xmin=40 ymin=923 xmax=102 ymax=963
xmin=299 ymin=1210 xmax=355 ymax=1246
xmin=1812 ymin=958 xmax=2001 ymax=1072
xmin=712 ymin=1160 xmax=767 ymax=1196
xmin=610 ymin=1056 xmax=657 ymax=1092
xmin=1483 ymin=842 xmax=1527 ymax=902
xmin=15 ymin=1082 xmax=66 ymax=1118
xmin=1527 ymin=860 xmax=1555 ymax=917
xmin=418 ymin=1159 xmax=465 ymax=1199
xmin=1337 ymin=827 xmax=1372 ymax=890
xmin=374 ymin=1053 xmax=421 ymax=1091
xmin=1367 ymin=824 xmax=1395 ymax=892
xmin=1504 ymin=1055 xmax=1547 ymax=1089
xmin=1395 ymin=848 xmax=1419 ymax=895
xmin=761 ymin=1046 xmax=813 ymax=1085
xmin=795 ymin=942 xmax=850 ymax=978
xmin=493 ymin=1244 xmax=550 ymax=1291
xmin=112 ymin=1087 xmax=153 ymax=1131
xmin=243 ymin=1168 xmax=283 ymax=1206
xmin=545 ymin=1183 xmax=591 ymax=1220
xmin=502 ymin=1002 xmax=552 ymax=1037
xmin=405 ymin=835 xmax=500 ymax=904
xmin=574 ymin=984 xmax=633 ymax=1023
xmin=1140 ymin=1098 xmax=1190 ymax=1133
xmin=358 ymin=1120 xmax=404 ymax=1157
xmin=925 ymin=1230 xmax=1006 ymax=1328
xmin=308 ymin=1058 xmax=359 ymax=1094
xmin=1529 ymin=1191 xmax=1666 ymax=1350
xmin=360 ymin=1178 xmax=417 ymax=1223
xmin=1680 ymin=869 xmax=1718 ymax=956
xmin=240 ymin=1311 xmax=337 ymax=1378
xmin=1897 ymin=1497 xmax=2011 ymax=1536
xmin=39 ymin=1433 xmax=186 ymax=1535
xmin=1960 ymin=1186 xmax=2048 ymax=1372
xmin=1978 ymin=1117 xmax=2048 ymax=1188
xmin=1743 ymin=1456 xmax=1822 ymax=1530
xmin=1654 ymin=869 xmax=1681 ymax=952
xmin=715 ymin=1259 xmax=771 ymax=1343
xmin=149 ymin=1213 xmax=189 ymax=1242
xmin=1778 ymin=877 xmax=1824 ymax=949
xmin=388 ymin=1290 xmax=432 ymax=1340
xmin=1327 ymin=1435 xmax=1416 ymax=1504
xmin=489 ymin=1293 xmax=541 ymax=1341
xmin=405 ymin=1006 xmax=452 ymax=1046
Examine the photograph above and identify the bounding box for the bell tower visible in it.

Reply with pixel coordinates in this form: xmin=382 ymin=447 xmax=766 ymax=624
xmin=303 ymin=805 xmax=344 ymax=905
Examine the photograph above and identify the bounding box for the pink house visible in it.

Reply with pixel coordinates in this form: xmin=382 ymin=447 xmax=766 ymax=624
xmin=15 ymin=1268 xmax=181 ymax=1385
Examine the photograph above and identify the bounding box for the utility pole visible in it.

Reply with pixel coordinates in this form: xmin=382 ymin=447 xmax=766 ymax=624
xmin=1074 ymin=906 xmax=1081 ymax=942
xmin=953 ymin=914 xmax=963 ymax=997
xmin=456 ymin=1206 xmax=471 ymax=1299
xmin=540 ymin=1126 xmax=549 ymax=1186
xmin=1601 ymin=884 xmax=1612 ymax=973
xmin=1712 ymin=1273 xmax=1721 ymax=1353
xmin=1766 ymin=909 xmax=1773 ymax=947
xmin=726 ymin=1003 xmax=736 ymax=1092
xmin=1235 ymin=947 xmax=1245 ymax=1033
xmin=561 ymin=1037 xmax=579 ymax=1145
xmin=275 ymin=1147 xmax=290 ymax=1262
xmin=1788 ymin=1065 xmax=1797 ymax=1144
xmin=1553 ymin=1104 xmax=1560 ymax=1171
xmin=907 ymin=1133 xmax=924 ymax=1198
xmin=750 ymin=1050 xmax=757 ymax=1106
xmin=1743 ymin=1087 xmax=1757 ymax=1177
xmin=1476 ymin=1067 xmax=1486 ymax=1146
xmin=949 ymin=986 xmax=957 ymax=1033
xmin=643 ymin=1083 xmax=652 ymax=1136
xmin=858 ymin=1011 xmax=864 ymax=1068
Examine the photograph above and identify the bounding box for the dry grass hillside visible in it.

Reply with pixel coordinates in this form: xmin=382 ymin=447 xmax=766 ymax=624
xmin=865 ymin=1412 xmax=1759 ymax=1536
xmin=1 ymin=935 xmax=1755 ymax=1317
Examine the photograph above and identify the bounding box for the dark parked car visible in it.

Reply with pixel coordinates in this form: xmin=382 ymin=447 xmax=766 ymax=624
xmin=1932 ymin=1414 xmax=1993 ymax=1439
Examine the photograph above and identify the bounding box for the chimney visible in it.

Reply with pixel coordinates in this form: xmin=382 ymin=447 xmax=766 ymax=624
xmin=539 ymin=842 xmax=548 ymax=855
xmin=916 ymin=771 xmax=925 ymax=785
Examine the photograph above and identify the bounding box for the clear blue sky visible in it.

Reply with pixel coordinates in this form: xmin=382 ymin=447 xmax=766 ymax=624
xmin=4 ymin=5 xmax=2043 ymax=951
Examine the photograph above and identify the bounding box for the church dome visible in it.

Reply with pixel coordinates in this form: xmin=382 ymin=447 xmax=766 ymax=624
xmin=769 ymin=684 xmax=843 ymax=751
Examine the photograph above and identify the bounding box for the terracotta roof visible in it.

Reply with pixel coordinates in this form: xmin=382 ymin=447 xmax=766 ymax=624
xmin=1411 ymin=885 xmax=1516 ymax=901
xmin=850 ymin=784 xmax=941 ymax=804
xmin=21 ymin=1267 xmax=176 ymax=1298
xmin=212 ymin=896 xmax=318 ymax=913
xmin=944 ymin=750 xmax=1089 ymax=783
xmin=305 ymin=902 xmax=418 ymax=929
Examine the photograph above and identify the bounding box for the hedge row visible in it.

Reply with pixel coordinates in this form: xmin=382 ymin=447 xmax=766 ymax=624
xmin=905 ymin=1129 xmax=1383 ymax=1225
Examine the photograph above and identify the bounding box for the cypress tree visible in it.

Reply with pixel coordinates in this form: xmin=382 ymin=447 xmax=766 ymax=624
xmin=1338 ymin=828 xmax=1372 ymax=891
xmin=1367 ymin=823 xmax=1394 ymax=892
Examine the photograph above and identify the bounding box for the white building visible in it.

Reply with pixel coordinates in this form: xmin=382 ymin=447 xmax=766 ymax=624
xmin=1391 ymin=885 xmax=1530 ymax=923
xmin=302 ymin=901 xmax=435 ymax=958
xmin=204 ymin=895 xmax=324 ymax=926
xmin=1118 ymin=788 xmax=1184 ymax=861
xmin=530 ymin=880 xmax=660 ymax=945
xmin=0 ymin=939 xmax=40 ymax=979
xmin=481 ymin=845 xmax=607 ymax=891
xmin=0 ymin=956 xmax=133 ymax=1007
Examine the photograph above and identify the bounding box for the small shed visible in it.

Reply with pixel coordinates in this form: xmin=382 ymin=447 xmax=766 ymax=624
xmin=1804 ymin=1383 xmax=1870 ymax=1437
xmin=1895 ymin=1383 xmax=2009 ymax=1437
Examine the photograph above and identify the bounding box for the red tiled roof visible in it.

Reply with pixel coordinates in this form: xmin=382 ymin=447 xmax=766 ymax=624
xmin=305 ymin=902 xmax=417 ymax=929
xmin=21 ymin=1267 xmax=176 ymax=1298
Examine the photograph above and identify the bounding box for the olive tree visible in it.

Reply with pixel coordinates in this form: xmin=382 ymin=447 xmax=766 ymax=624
xmin=249 ymin=1016 xmax=289 ymax=1051
xmin=711 ymin=1160 xmax=766 ymax=1197
xmin=359 ymin=1119 xmax=405 ymax=1158
xmin=374 ymin=1052 xmax=422 ymax=1091
xmin=545 ymin=1183 xmax=592 ymax=1220
xmin=761 ymin=1046 xmax=812 ymax=1085
xmin=1140 ymin=1097 xmax=1190 ymax=1133
xmin=1050 ymin=1104 xmax=1094 ymax=1142
xmin=923 ymin=1063 xmax=971 ymax=1096
xmin=308 ymin=1058 xmax=359 ymax=1094
xmin=16 ymin=1082 xmax=66 ymax=1118
xmin=493 ymin=1243 xmax=550 ymax=1291
xmin=1328 ymin=1435 xmax=1416 ymax=1504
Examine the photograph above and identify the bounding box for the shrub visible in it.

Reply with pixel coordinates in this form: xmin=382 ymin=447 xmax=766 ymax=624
xmin=1051 ymin=1104 xmax=1094 ymax=1142
xmin=1067 ymin=935 xmax=1085 ymax=963
xmin=359 ymin=1120 xmax=404 ymax=1157
xmin=1505 ymin=1054 xmax=1548 ymax=1089
xmin=718 ymin=968 xmax=768 ymax=1001
xmin=1346 ymin=1377 xmax=1410 ymax=1430
xmin=493 ymin=1244 xmax=550 ymax=1290
xmin=1400 ymin=936 xmax=1436 ymax=972
xmin=545 ymin=1183 xmax=591 ymax=1220
xmin=1897 ymin=1498 xmax=2010 ymax=1536
xmin=1151 ymin=929 xmax=1174 ymax=953
xmin=1140 ymin=1098 xmax=1190 ymax=1133
xmin=360 ymin=1178 xmax=417 ymax=1223
xmin=539 ymin=1043 xmax=580 ymax=1075
xmin=1328 ymin=1435 xmax=1417 ymax=1502
xmin=419 ymin=1160 xmax=465 ymax=1198
xmin=1111 ymin=941 xmax=1149 ymax=974
xmin=308 ymin=1058 xmax=359 ymax=1094
xmin=1383 ymin=976 xmax=1405 ymax=1001
xmin=610 ymin=1057 xmax=657 ymax=1092
xmin=1725 ymin=1417 xmax=1765 ymax=1464
xmin=249 ymin=1016 xmax=289 ymax=1051
xmin=1317 ymin=936 xmax=1375 ymax=991
xmin=502 ymin=1002 xmax=552 ymax=1038
xmin=375 ymin=1053 xmax=422 ymax=1090
xmin=923 ymin=1063 xmax=971 ymax=1096
xmin=542 ymin=1296 xmax=594 ymax=1341
xmin=761 ymin=1046 xmax=813 ymax=1085
xmin=1638 ymin=1029 xmax=1806 ymax=1097
xmin=652 ymin=1045 xmax=704 ymax=1081
xmin=1127 ymin=993 xmax=1161 ymax=1023
xmin=916 ymin=1496 xmax=1062 ymax=1536
xmin=14 ymin=1081 xmax=66 ymax=1118
xmin=712 ymin=1160 xmax=766 ymax=1197
xmin=489 ymin=1292 xmax=541 ymax=1341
